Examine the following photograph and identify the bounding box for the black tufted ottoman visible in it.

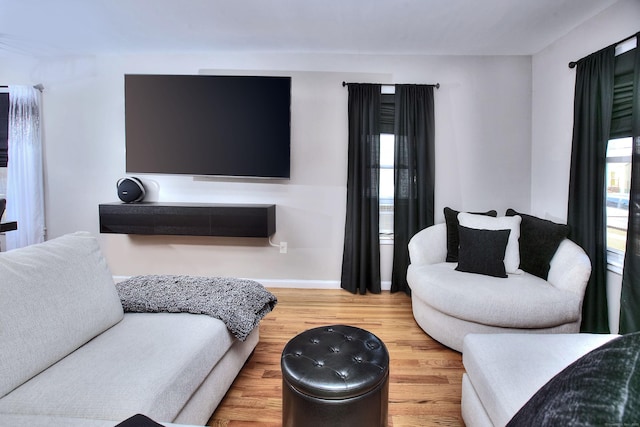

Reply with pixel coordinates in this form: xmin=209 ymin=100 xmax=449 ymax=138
xmin=281 ymin=325 xmax=389 ymax=427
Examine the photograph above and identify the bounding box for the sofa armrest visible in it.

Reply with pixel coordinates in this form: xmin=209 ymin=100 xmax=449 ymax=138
xmin=408 ymin=223 xmax=448 ymax=266
xmin=547 ymin=239 xmax=592 ymax=297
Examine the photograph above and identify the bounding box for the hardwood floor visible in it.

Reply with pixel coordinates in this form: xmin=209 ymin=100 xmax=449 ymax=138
xmin=208 ymin=288 xmax=464 ymax=427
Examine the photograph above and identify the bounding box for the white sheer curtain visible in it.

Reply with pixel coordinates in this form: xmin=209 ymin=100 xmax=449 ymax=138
xmin=5 ymin=85 xmax=45 ymax=250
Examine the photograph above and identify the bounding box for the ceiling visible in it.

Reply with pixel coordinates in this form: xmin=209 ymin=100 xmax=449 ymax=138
xmin=0 ymin=0 xmax=621 ymax=58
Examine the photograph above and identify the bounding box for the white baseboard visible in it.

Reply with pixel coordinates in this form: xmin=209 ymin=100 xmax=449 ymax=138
xmin=113 ymin=276 xmax=392 ymax=291
xmin=252 ymin=279 xmax=340 ymax=289
xmin=257 ymin=278 xmax=392 ymax=291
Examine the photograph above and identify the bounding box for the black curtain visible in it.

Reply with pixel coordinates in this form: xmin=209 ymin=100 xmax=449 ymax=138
xmin=567 ymin=46 xmax=615 ymax=333
xmin=340 ymin=84 xmax=382 ymax=294
xmin=391 ymin=85 xmax=435 ymax=294
xmin=620 ymin=34 xmax=640 ymax=334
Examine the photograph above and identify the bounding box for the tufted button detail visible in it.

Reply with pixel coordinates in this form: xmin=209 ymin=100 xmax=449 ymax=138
xmin=353 ymin=355 xmax=363 ymax=363
xmin=366 ymin=341 xmax=380 ymax=350
xmin=329 ymin=346 xmax=340 ymax=353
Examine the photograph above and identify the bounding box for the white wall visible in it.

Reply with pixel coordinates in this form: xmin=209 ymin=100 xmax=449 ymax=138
xmin=0 ymin=56 xmax=37 ymax=84
xmin=531 ymin=0 xmax=640 ymax=331
xmin=2 ymin=51 xmax=532 ymax=287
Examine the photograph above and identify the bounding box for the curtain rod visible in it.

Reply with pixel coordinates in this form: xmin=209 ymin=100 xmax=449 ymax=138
xmin=568 ymin=32 xmax=638 ymax=68
xmin=0 ymin=84 xmax=44 ymax=92
xmin=342 ymin=81 xmax=440 ymax=89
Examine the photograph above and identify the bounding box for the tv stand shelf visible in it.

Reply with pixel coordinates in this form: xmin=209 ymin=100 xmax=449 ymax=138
xmin=99 ymin=202 xmax=276 ymax=238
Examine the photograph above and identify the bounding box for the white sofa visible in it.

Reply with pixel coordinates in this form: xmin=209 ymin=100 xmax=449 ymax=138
xmin=407 ymin=221 xmax=592 ymax=352
xmin=0 ymin=232 xmax=259 ymax=427
xmin=461 ymin=333 xmax=620 ymax=426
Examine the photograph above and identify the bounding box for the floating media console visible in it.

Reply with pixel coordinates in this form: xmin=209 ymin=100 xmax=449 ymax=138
xmin=99 ymin=202 xmax=276 ymax=238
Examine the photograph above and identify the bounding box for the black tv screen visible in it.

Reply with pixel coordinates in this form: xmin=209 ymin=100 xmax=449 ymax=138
xmin=125 ymin=74 xmax=291 ymax=178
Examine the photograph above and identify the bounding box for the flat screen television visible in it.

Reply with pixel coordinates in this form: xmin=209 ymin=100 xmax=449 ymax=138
xmin=124 ymin=74 xmax=291 ymax=179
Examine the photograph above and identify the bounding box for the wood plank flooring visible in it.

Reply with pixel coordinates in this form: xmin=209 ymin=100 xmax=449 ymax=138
xmin=207 ymin=288 xmax=464 ymax=427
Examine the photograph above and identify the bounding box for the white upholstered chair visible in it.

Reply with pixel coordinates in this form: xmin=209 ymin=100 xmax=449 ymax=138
xmin=406 ymin=222 xmax=592 ymax=352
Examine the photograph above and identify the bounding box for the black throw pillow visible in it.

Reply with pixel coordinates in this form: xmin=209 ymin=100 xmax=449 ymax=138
xmin=444 ymin=207 xmax=497 ymax=262
xmin=506 ymin=209 xmax=570 ymax=279
xmin=116 ymin=414 xmax=164 ymax=427
xmin=455 ymin=226 xmax=510 ymax=278
xmin=507 ymin=332 xmax=640 ymax=427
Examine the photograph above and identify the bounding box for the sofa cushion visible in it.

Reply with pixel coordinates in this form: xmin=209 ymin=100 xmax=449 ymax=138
xmin=506 ymin=332 xmax=640 ymax=426
xmin=408 ymin=263 xmax=582 ymax=328
xmin=456 ymin=226 xmax=510 ymax=278
xmin=458 ymin=213 xmax=522 ymax=274
xmin=0 ymin=312 xmax=235 ymax=423
xmin=444 ymin=207 xmax=497 ymax=262
xmin=506 ymin=209 xmax=570 ymax=279
xmin=0 ymin=232 xmax=124 ymax=398
xmin=462 ymin=333 xmax=619 ymax=427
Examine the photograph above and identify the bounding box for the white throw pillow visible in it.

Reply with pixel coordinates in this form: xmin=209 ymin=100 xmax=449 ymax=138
xmin=458 ymin=212 xmax=522 ymax=274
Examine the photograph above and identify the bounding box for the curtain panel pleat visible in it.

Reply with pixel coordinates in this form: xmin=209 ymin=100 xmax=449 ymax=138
xmin=391 ymin=85 xmax=435 ymax=294
xmin=340 ymin=84 xmax=382 ymax=294
xmin=620 ymin=34 xmax=640 ymax=334
xmin=567 ymin=46 xmax=615 ymax=333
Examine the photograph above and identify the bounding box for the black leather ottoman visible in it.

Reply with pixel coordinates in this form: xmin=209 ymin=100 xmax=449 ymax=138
xmin=281 ymin=325 xmax=389 ymax=427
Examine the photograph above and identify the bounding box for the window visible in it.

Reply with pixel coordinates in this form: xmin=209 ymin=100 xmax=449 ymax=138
xmin=379 ymin=86 xmax=395 ymax=238
xmin=606 ymin=37 xmax=637 ymax=271
xmin=379 ymin=133 xmax=394 ymax=237
xmin=606 ymin=137 xmax=632 ymax=270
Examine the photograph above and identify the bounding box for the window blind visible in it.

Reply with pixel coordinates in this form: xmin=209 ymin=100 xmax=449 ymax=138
xmin=380 ymin=93 xmax=395 ymax=134
xmin=0 ymin=93 xmax=8 ymax=167
xmin=611 ymin=48 xmax=636 ymax=139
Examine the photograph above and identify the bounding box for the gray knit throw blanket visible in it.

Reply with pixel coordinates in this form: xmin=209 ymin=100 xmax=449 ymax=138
xmin=116 ymin=275 xmax=277 ymax=341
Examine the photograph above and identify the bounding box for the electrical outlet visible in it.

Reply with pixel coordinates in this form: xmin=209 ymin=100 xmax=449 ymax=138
xmin=280 ymin=242 xmax=288 ymax=254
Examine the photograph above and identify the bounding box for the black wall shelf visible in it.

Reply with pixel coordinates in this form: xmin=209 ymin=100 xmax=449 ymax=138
xmin=0 ymin=221 xmax=17 ymax=233
xmin=99 ymin=202 xmax=276 ymax=238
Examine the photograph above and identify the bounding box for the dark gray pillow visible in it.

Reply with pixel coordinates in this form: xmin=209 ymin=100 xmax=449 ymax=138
xmin=444 ymin=207 xmax=497 ymax=262
xmin=455 ymin=226 xmax=510 ymax=278
xmin=116 ymin=414 xmax=164 ymax=427
xmin=506 ymin=209 xmax=570 ymax=279
xmin=507 ymin=332 xmax=640 ymax=426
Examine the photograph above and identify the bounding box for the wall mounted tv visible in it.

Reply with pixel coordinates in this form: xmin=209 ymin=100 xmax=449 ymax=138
xmin=125 ymin=74 xmax=291 ymax=179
